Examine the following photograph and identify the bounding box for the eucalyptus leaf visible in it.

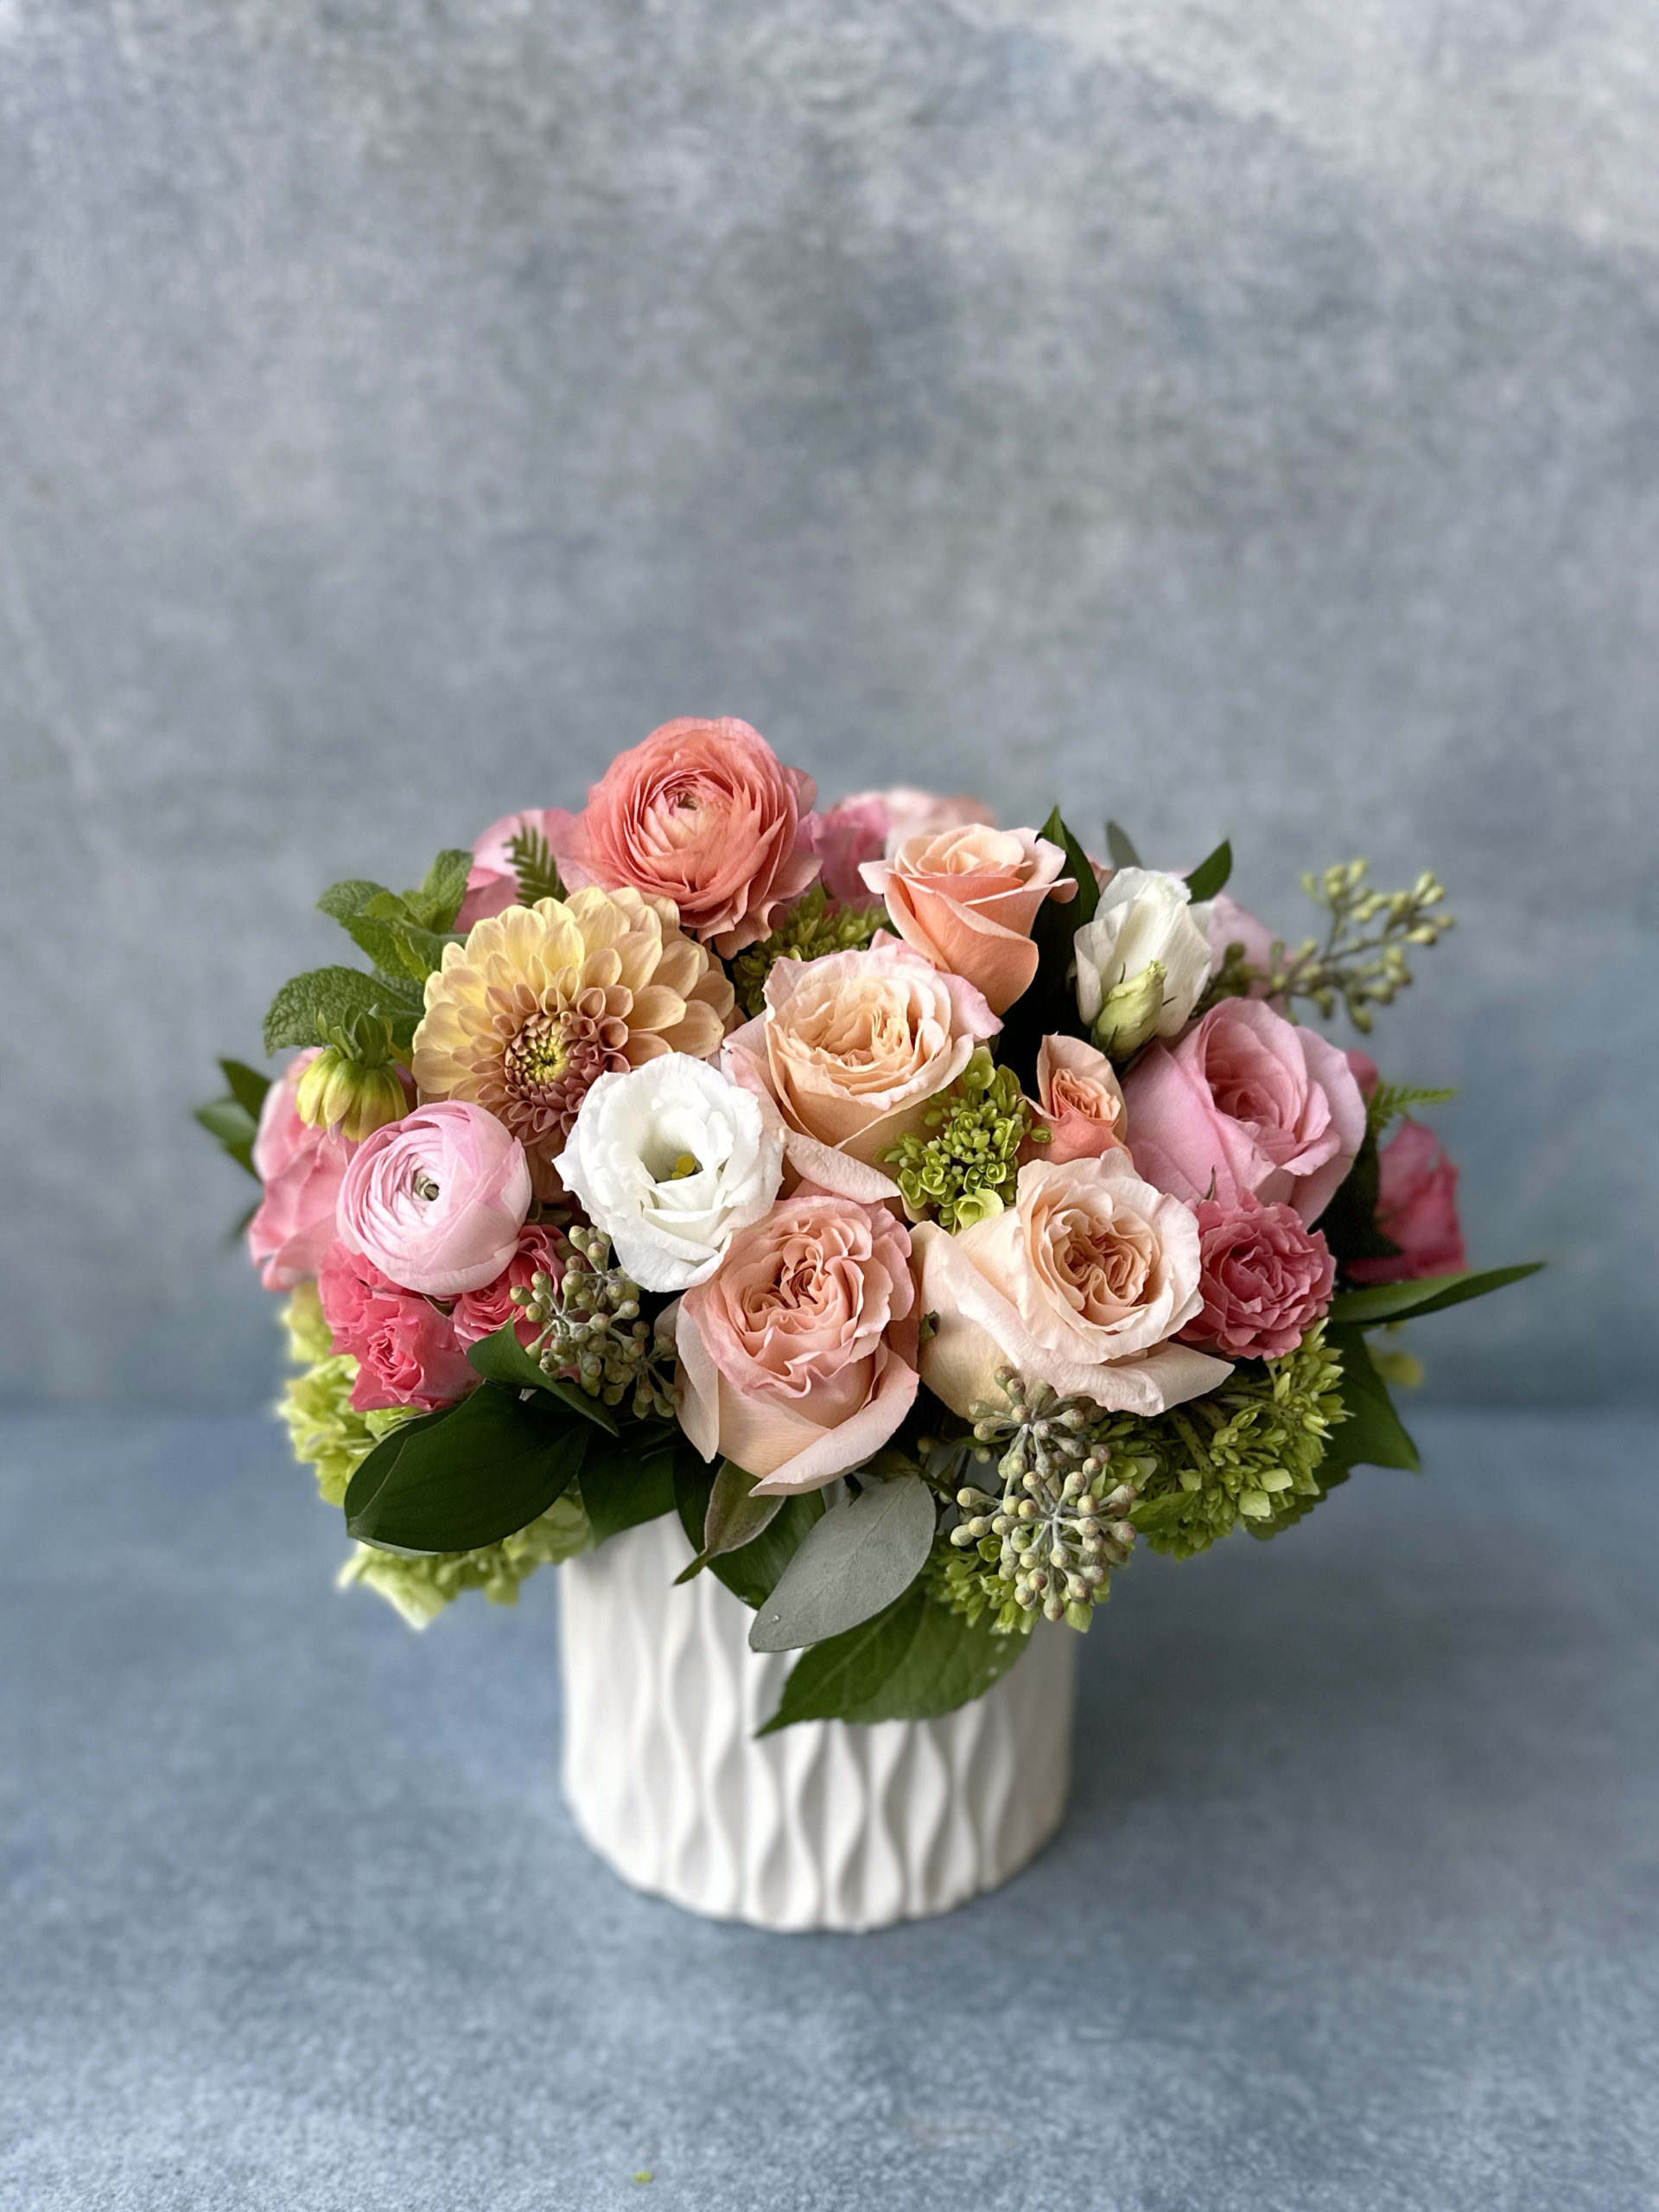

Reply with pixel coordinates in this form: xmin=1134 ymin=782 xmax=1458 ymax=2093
xmin=759 ymin=1586 xmax=1031 ymax=1732
xmin=1328 ymin=1263 xmax=1542 ymax=1330
xmin=699 ymin=1460 xmax=784 ymax=1565
xmin=1325 ymin=1325 xmax=1419 ymax=1472
xmin=344 ymin=1382 xmax=589 ymax=1553
xmin=748 ymin=1474 xmax=938 ymax=1652
xmin=1184 ymin=838 xmax=1233 ymax=901
xmin=672 ymin=1457 xmax=826 ymax=1609
xmin=462 ymin=1324 xmax=620 ymax=1433
xmin=1105 ymin=819 xmax=1141 ymax=869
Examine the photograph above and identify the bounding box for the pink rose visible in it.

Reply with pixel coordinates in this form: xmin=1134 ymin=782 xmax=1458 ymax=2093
xmin=1026 ymin=1034 xmax=1126 ymax=1165
xmin=1177 ymin=1193 xmax=1335 ymax=1361
xmin=666 ymin=1193 xmax=919 ymax=1495
xmin=317 ymin=1243 xmax=476 ymax=1413
xmin=860 ymin=824 xmax=1075 ymax=1016
xmin=858 ymin=787 xmax=997 ymax=852
xmin=1121 ymin=998 xmax=1366 ymax=1228
xmin=915 ymin=1154 xmax=1230 ymax=1418
xmin=454 ymin=810 xmax=566 ymax=931
xmin=451 ymin=1223 xmax=567 ymax=1349
xmin=798 ymin=796 xmax=890 ymax=907
xmin=550 ymin=717 xmax=819 ymax=956
xmin=721 ymin=940 xmax=999 ymax=1204
xmin=335 ymin=1101 xmax=532 ymax=1296
xmin=1346 ymin=1121 xmax=1467 ymax=1285
xmin=246 ymin=1049 xmax=358 ymax=1290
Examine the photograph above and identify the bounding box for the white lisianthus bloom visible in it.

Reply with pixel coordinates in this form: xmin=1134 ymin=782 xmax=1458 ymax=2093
xmin=553 ymin=1056 xmax=785 ymax=1293
xmin=1073 ymin=868 xmax=1214 ymax=1059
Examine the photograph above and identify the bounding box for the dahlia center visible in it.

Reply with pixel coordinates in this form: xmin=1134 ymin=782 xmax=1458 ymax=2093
xmin=506 ymin=1010 xmax=570 ymax=1091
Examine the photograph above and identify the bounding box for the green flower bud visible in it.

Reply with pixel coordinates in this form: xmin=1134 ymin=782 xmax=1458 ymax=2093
xmin=296 ymin=1048 xmax=407 ymax=1141
xmin=1087 ymin=958 xmax=1167 ymax=1062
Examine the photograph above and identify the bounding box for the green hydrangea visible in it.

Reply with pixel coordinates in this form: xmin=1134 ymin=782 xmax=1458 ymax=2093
xmin=1127 ymin=1326 xmax=1349 ymax=1559
xmin=729 ymin=885 xmax=889 ymax=1018
xmin=336 ymin=1497 xmax=593 ymax=1629
xmin=883 ymin=1047 xmax=1044 ymax=1231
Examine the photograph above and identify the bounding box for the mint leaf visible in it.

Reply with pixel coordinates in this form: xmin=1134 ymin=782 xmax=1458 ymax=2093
xmin=316 ymin=879 xmax=391 ymax=923
xmin=759 ymin=1585 xmax=1030 ymax=1731
xmin=1184 ymin=838 xmax=1233 ymax=901
xmin=263 ymin=966 xmax=424 ymax=1055
xmin=748 ymin=1474 xmax=937 ymax=1652
xmin=1328 ymin=1263 xmax=1543 ymax=1329
xmin=344 ymin=1382 xmax=589 ymax=1553
xmin=415 ymin=848 xmax=473 ymax=931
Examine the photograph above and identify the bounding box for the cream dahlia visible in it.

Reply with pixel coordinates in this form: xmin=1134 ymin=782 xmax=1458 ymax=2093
xmin=411 ymin=889 xmax=734 ymax=1195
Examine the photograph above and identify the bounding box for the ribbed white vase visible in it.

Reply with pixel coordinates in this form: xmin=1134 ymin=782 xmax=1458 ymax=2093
xmin=558 ymin=1512 xmax=1077 ymax=1932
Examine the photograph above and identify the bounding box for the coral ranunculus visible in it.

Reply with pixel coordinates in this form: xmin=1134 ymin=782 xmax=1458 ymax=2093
xmin=860 ymin=823 xmax=1075 ymax=1015
xmin=317 ymin=1242 xmax=477 ymax=1413
xmin=665 ymin=1193 xmax=919 ymax=1494
xmin=1178 ymin=1193 xmax=1336 ymax=1361
xmin=413 ymin=888 xmax=734 ymax=1197
xmin=1346 ymin=1120 xmax=1467 ymax=1285
xmin=247 ymin=1049 xmax=358 ymax=1290
xmin=551 ymin=717 xmax=820 ymax=956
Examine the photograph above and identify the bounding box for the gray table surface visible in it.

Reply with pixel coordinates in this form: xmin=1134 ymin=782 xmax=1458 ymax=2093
xmin=2 ymin=1408 xmax=1654 ymax=2212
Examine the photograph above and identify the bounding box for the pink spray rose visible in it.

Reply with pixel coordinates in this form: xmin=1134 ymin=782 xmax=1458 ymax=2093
xmin=335 ymin=1101 xmax=532 ymax=1297
xmin=246 ymin=1049 xmax=357 ymax=1290
xmin=1025 ymin=1034 xmax=1127 ymax=1165
xmin=316 ymin=1243 xmax=476 ymax=1413
xmin=665 ymin=1193 xmax=919 ymax=1494
xmin=454 ymin=809 xmax=565 ymax=931
xmin=451 ymin=1223 xmax=567 ymax=1349
xmin=549 ymin=717 xmax=819 ymax=956
xmin=860 ymin=824 xmax=1076 ymax=1015
xmin=1121 ymin=997 xmax=1366 ymax=1227
xmin=1346 ymin=1121 xmax=1467 ymax=1285
xmin=1177 ymin=1193 xmax=1336 ymax=1361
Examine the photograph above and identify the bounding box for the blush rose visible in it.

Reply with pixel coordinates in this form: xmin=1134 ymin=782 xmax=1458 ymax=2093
xmin=860 ymin=823 xmax=1075 ymax=1016
xmin=317 ymin=1243 xmax=476 ymax=1413
xmin=665 ymin=1193 xmax=919 ymax=1494
xmin=1121 ymin=996 xmax=1366 ymax=1227
xmin=1025 ymin=1034 xmax=1127 ymax=1165
xmin=1346 ymin=1120 xmax=1467 ymax=1285
xmin=1177 ymin=1193 xmax=1336 ymax=1361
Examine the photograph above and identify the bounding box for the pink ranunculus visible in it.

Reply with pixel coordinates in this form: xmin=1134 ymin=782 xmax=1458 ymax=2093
xmin=1026 ymin=1034 xmax=1127 ymax=1165
xmin=550 ymin=717 xmax=820 ymax=957
xmin=335 ymin=1101 xmax=532 ymax=1297
xmin=1177 ymin=1193 xmax=1336 ymax=1361
xmin=1121 ymin=997 xmax=1366 ymax=1228
xmin=665 ymin=1192 xmax=919 ymax=1495
xmin=860 ymin=823 xmax=1076 ymax=1015
xmin=316 ymin=1243 xmax=476 ymax=1413
xmin=454 ymin=809 xmax=566 ymax=931
xmin=451 ymin=1223 xmax=567 ymax=1350
xmin=246 ymin=1049 xmax=358 ymax=1291
xmin=798 ymin=796 xmax=891 ymax=907
xmin=1346 ymin=1121 xmax=1467 ymax=1286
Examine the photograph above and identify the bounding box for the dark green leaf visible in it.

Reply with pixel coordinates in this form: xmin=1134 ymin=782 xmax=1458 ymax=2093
xmin=316 ymin=878 xmax=391 ymax=923
xmin=672 ymin=1457 xmax=826 ymax=1609
xmin=749 ymin=1474 xmax=938 ymax=1651
xmin=463 ymin=1324 xmax=620 ymax=1433
xmin=759 ymin=1586 xmax=1031 ymax=1732
xmin=1328 ymin=1263 xmax=1543 ymax=1329
xmin=1000 ymin=808 xmax=1102 ymax=1083
xmin=579 ymin=1424 xmax=683 ymax=1545
xmin=1105 ymin=820 xmax=1141 ymax=869
xmin=219 ymin=1059 xmax=270 ymax=1119
xmin=1320 ymin=1126 xmax=1402 ymax=1268
xmin=194 ymin=1096 xmax=260 ymax=1179
xmin=1326 ymin=1326 xmax=1419 ymax=1471
xmin=1038 ymin=807 xmax=1101 ymax=931
xmin=263 ymin=966 xmax=424 ymax=1055
xmin=344 ymin=1382 xmax=588 ymax=1553
xmin=1184 ymin=838 xmax=1233 ymax=901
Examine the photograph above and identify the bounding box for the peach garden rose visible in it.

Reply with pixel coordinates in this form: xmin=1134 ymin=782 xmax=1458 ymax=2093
xmin=860 ymin=823 xmax=1075 ymax=1015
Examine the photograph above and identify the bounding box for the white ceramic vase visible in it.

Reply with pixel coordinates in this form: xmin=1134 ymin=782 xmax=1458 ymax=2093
xmin=558 ymin=1511 xmax=1077 ymax=1932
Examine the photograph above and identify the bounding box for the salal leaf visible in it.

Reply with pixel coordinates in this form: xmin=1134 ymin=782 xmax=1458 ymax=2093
xmin=1038 ymin=806 xmax=1101 ymax=930
xmin=344 ymin=1382 xmax=589 ymax=1553
xmin=580 ymin=1425 xmax=683 ymax=1547
xmin=1325 ymin=1325 xmax=1418 ymax=1472
xmin=748 ymin=1474 xmax=937 ymax=1653
xmin=463 ymin=1324 xmax=620 ymax=1433
xmin=1184 ymin=838 xmax=1233 ymax=901
xmin=1328 ymin=1263 xmax=1542 ymax=1329
xmin=1105 ymin=819 xmax=1141 ymax=869
xmin=263 ymin=965 xmax=424 ymax=1055
xmin=759 ymin=1586 xmax=1030 ymax=1732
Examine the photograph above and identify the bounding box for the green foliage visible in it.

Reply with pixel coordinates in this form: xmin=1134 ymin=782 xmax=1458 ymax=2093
xmin=748 ymin=1474 xmax=937 ymax=1652
xmin=263 ymin=965 xmax=424 ymax=1056
xmin=1323 ymin=1325 xmax=1419 ymax=1472
xmin=1105 ymin=820 xmax=1141 ymax=868
xmin=194 ymin=1058 xmax=272 ymax=1179
xmin=338 ymin=1497 xmax=592 ymax=1628
xmin=759 ymin=1577 xmax=1030 ymax=1732
xmin=343 ymin=1383 xmax=591 ymax=1554
xmin=676 ymin=1459 xmax=785 ymax=1581
xmin=1184 ymin=838 xmax=1233 ymax=900
xmin=882 ymin=1047 xmax=1039 ymax=1230
xmin=1319 ymin=1124 xmax=1402 ymax=1269
xmin=506 ymin=823 xmax=565 ymax=906
xmin=998 ymin=806 xmax=1102 ymax=1083
xmin=464 ymin=1320 xmax=620 ymax=1433
xmin=1128 ymin=1327 xmax=1349 ymax=1559
xmin=1327 ymin=1263 xmax=1543 ymax=1329
xmin=728 ymin=884 xmax=890 ymax=1018
xmin=579 ymin=1425 xmax=684 ymax=1547
xmin=672 ymin=1455 xmax=826 ymax=1610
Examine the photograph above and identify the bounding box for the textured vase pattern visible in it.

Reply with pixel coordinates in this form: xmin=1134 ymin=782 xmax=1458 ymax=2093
xmin=558 ymin=1512 xmax=1077 ymax=1932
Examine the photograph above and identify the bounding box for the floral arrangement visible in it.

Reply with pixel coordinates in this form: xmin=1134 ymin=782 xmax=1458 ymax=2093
xmin=200 ymin=718 xmax=1536 ymax=1724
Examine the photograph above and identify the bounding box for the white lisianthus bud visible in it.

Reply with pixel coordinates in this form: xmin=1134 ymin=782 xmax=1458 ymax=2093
xmin=1073 ymin=868 xmax=1214 ymax=1058
xmin=553 ymin=1055 xmax=785 ymax=1293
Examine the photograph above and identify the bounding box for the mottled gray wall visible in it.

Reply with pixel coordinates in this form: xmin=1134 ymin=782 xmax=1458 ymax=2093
xmin=3 ymin=0 xmax=1656 ymax=1408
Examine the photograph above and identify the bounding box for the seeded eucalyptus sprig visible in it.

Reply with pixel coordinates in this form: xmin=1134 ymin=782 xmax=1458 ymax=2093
xmin=511 ymin=1225 xmax=677 ymax=1420
xmin=1268 ymin=861 xmax=1452 ymax=1033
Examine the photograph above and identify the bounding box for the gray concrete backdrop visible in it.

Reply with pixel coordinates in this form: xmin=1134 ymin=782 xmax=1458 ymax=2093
xmin=2 ymin=0 xmax=1656 ymax=1408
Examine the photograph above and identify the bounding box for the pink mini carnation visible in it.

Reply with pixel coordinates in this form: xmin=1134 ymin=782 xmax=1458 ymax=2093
xmin=246 ymin=1049 xmax=357 ymax=1291
xmin=317 ymin=1243 xmax=476 ymax=1413
xmin=1177 ymin=1193 xmax=1336 ymax=1362
xmin=1346 ymin=1121 xmax=1467 ymax=1285
xmin=454 ymin=809 xmax=565 ymax=931
xmin=451 ymin=1224 xmax=567 ymax=1349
